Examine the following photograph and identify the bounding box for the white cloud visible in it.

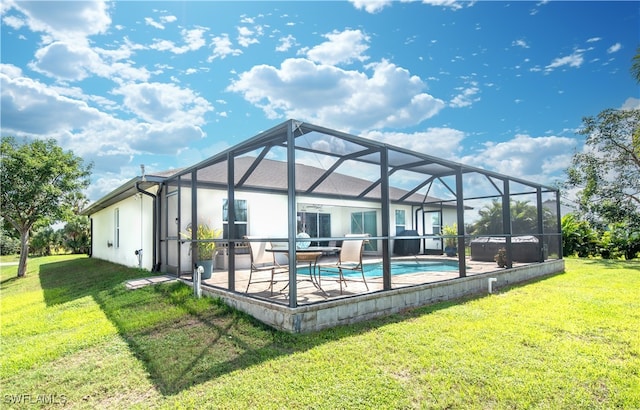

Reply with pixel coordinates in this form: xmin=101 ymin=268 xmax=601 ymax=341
xmin=461 ymin=134 xmax=577 ymax=182
xmin=449 ymin=85 xmax=480 ymax=108
xmin=30 ymin=41 xmax=97 ymax=81
xmin=362 ymin=128 xmax=466 ymax=159
xmin=276 ymin=34 xmax=297 ymax=52
xmin=208 ymin=34 xmax=242 ymax=61
xmin=240 ymin=15 xmax=254 ymax=24
xmin=306 ymin=29 xmax=370 ymax=65
xmin=0 ymin=63 xmax=213 ymax=184
xmin=587 ymin=37 xmax=601 ymax=43
xmin=4 ymin=0 xmax=111 ymax=42
xmin=621 ymin=97 xmax=640 ymax=110
xmin=149 ymin=28 xmax=207 ymax=54
xmin=0 ymin=67 xmax=102 ymax=135
xmin=28 ymin=40 xmax=151 ymax=83
xmin=237 ymin=26 xmax=260 ymax=47
xmin=421 ymin=0 xmax=464 ymax=10
xmin=607 ymin=43 xmax=622 ymax=53
xmin=348 ymin=0 xmax=392 ymax=13
xmin=545 ymin=50 xmax=584 ymax=72
xmin=113 ymin=82 xmax=212 ymax=125
xmin=227 ymin=58 xmax=445 ymax=131
xmin=2 ymin=14 xmax=25 ymax=29
xmin=512 ymin=39 xmax=529 ymax=49
xmin=144 ymin=17 xmax=164 ymax=29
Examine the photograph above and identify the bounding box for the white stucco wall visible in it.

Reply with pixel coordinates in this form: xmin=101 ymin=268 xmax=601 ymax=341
xmin=91 ymin=184 xmax=461 ymax=273
xmin=165 ymin=188 xmax=290 ymax=273
xmin=90 ymin=192 xmax=155 ymax=271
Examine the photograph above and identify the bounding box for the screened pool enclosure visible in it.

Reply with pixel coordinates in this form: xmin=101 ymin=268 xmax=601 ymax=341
xmin=160 ymin=119 xmax=562 ymax=309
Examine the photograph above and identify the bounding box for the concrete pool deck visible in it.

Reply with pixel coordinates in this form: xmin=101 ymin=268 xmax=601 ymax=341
xmin=175 ymin=255 xmax=565 ymax=333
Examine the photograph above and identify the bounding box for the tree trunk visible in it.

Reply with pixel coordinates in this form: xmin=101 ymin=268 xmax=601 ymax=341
xmin=17 ymin=229 xmax=29 ymax=278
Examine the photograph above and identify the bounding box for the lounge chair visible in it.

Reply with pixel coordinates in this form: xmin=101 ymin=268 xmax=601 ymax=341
xmin=244 ymin=236 xmax=288 ymax=294
xmin=318 ymin=234 xmax=369 ymax=294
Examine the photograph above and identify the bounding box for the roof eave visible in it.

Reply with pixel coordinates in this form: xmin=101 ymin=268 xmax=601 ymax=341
xmin=81 ymin=175 xmax=165 ymax=216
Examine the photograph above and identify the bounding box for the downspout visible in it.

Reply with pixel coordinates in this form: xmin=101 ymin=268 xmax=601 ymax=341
xmin=136 ymin=179 xmax=159 ymax=272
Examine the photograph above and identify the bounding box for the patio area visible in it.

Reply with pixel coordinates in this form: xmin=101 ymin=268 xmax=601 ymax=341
xmin=176 ymin=254 xmax=565 ymax=332
xmin=190 ymin=254 xmax=511 ymax=304
xmin=169 ymin=251 xmax=564 ymax=333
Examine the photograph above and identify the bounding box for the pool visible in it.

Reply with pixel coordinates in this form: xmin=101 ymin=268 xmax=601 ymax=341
xmin=314 ymin=260 xmax=459 ymax=278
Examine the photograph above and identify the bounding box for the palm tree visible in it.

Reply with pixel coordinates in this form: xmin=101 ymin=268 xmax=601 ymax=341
xmin=632 ymin=46 xmax=640 ymax=84
xmin=471 ymin=199 xmax=555 ymax=236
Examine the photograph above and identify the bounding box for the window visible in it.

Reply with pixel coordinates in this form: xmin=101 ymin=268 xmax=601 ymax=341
xmin=430 ymin=212 xmax=441 ymax=235
xmin=223 ymin=199 xmax=248 ymax=239
xmin=395 ymin=210 xmax=406 ymax=235
xmin=114 ymin=208 xmax=120 ymax=248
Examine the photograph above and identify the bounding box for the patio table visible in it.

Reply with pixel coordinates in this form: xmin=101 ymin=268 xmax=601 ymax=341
xmin=268 ymin=246 xmax=340 ymax=293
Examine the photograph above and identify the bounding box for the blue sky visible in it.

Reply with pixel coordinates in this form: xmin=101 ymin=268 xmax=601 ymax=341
xmin=1 ymin=0 xmax=638 ymax=203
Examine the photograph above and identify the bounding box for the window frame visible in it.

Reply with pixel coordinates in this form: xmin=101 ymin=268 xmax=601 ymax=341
xmin=114 ymin=208 xmax=120 ymax=248
xmin=222 ymin=199 xmax=248 ymax=239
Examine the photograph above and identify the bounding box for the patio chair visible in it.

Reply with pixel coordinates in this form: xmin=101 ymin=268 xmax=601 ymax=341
xmin=318 ymin=234 xmax=369 ymax=294
xmin=244 ymin=236 xmax=288 ymax=294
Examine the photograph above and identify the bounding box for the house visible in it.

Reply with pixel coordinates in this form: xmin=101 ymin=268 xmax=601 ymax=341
xmin=83 ymin=156 xmax=460 ymax=273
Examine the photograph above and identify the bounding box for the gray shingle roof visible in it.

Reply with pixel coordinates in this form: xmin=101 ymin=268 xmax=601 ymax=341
xmin=183 ymin=156 xmax=448 ymax=205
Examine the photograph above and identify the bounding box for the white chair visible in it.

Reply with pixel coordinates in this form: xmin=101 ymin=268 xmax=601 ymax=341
xmin=244 ymin=236 xmax=288 ymax=294
xmin=319 ymin=234 xmax=369 ymax=294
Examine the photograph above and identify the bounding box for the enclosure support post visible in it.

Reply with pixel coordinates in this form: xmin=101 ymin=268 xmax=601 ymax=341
xmin=227 ymin=153 xmax=236 ymax=292
xmin=555 ymin=189 xmax=563 ymax=259
xmin=502 ymin=179 xmax=513 ymax=269
xmin=287 ymin=120 xmax=298 ymax=308
xmin=380 ymin=147 xmax=392 ymax=290
xmin=536 ymin=187 xmax=545 ymax=262
xmin=455 ymin=167 xmax=467 ymax=277
xmin=176 ymin=176 xmax=182 ymax=277
xmin=191 ymin=170 xmax=198 ymax=272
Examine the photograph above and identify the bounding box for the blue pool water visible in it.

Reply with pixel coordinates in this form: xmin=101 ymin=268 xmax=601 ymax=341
xmin=314 ymin=260 xmax=459 ymax=278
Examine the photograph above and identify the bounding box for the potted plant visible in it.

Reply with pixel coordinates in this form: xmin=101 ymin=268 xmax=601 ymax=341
xmin=180 ymin=222 xmax=222 ymax=280
xmin=494 ymin=247 xmax=508 ymax=268
xmin=443 ymin=223 xmax=458 ymax=257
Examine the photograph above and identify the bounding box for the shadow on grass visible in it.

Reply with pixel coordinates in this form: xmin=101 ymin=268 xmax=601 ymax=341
xmin=38 ymin=258 xmax=333 ymax=395
xmin=571 ymin=257 xmax=640 ymax=271
xmin=0 ymin=276 xmax=20 ymax=287
xmin=37 ymin=257 xmax=563 ymax=396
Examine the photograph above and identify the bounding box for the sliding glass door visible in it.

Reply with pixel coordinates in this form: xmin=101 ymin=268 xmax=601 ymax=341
xmin=350 ymin=211 xmax=377 ymax=251
xmin=297 ymin=212 xmax=331 ymax=245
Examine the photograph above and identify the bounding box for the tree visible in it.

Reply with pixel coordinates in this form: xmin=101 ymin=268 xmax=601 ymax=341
xmin=631 ymin=46 xmax=640 ymax=84
xmin=470 ymin=199 xmax=556 ymax=236
xmin=565 ymin=109 xmax=640 ymax=232
xmin=30 ymin=226 xmax=60 ymax=256
xmin=62 ymin=215 xmax=91 ymax=254
xmin=0 ymin=137 xmax=92 ymax=277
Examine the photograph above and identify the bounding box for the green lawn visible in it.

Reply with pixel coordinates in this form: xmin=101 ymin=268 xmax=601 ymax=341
xmin=1 ymin=255 xmax=638 ymax=409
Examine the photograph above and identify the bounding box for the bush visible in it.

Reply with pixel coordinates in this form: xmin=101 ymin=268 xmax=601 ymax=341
xmin=0 ymin=234 xmax=20 ymax=255
xmin=562 ymin=214 xmax=597 ymax=257
xmin=604 ymin=223 xmax=640 ymax=260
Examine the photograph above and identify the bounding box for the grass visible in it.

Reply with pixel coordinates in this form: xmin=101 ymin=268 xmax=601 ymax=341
xmin=1 ymin=255 xmax=639 ymax=409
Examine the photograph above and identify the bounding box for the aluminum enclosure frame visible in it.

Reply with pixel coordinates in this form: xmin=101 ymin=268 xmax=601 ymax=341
xmin=164 ymin=119 xmax=562 ymax=308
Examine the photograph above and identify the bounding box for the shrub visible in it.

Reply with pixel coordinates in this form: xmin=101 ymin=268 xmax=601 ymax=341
xmin=0 ymin=234 xmax=20 ymax=255
xmin=562 ymin=213 xmax=598 ymax=257
xmin=604 ymin=223 xmax=640 ymax=260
